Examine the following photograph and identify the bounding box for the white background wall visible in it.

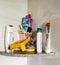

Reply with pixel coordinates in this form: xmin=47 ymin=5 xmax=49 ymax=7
xmin=28 ymin=0 xmax=60 ymax=55
xmin=0 ymin=0 xmax=28 ymax=51
xmin=0 ymin=0 xmax=28 ymax=65
xmin=28 ymin=0 xmax=60 ymax=30
xmin=28 ymin=0 xmax=60 ymax=65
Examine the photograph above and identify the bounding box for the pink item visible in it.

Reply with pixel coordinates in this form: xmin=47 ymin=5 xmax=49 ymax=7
xmin=29 ymin=19 xmax=32 ymax=28
xmin=25 ymin=14 xmax=32 ymax=28
xmin=26 ymin=14 xmax=31 ymax=19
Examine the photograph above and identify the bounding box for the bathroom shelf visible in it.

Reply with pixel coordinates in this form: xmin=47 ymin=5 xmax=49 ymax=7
xmin=0 ymin=51 xmax=55 ymax=57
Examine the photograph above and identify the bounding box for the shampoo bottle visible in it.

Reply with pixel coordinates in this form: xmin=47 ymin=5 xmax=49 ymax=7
xmin=37 ymin=28 xmax=42 ymax=53
xmin=5 ymin=25 xmax=14 ymax=53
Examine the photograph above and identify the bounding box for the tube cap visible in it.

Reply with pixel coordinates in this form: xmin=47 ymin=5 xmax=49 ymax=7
xmin=37 ymin=28 xmax=42 ymax=32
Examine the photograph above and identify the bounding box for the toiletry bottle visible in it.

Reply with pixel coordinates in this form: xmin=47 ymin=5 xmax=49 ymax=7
xmin=37 ymin=28 xmax=42 ymax=53
xmin=45 ymin=22 xmax=51 ymax=53
xmin=5 ymin=25 xmax=14 ymax=53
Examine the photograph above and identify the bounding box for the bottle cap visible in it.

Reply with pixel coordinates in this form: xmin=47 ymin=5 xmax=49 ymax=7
xmin=37 ymin=28 xmax=42 ymax=32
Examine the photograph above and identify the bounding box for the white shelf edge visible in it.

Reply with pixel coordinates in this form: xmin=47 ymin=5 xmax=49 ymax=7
xmin=0 ymin=51 xmax=55 ymax=57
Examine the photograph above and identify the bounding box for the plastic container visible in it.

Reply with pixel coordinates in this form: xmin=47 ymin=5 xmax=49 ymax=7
xmin=37 ymin=28 xmax=42 ymax=53
xmin=5 ymin=25 xmax=14 ymax=53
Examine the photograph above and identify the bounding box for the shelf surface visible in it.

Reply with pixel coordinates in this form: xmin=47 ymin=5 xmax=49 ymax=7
xmin=0 ymin=51 xmax=55 ymax=57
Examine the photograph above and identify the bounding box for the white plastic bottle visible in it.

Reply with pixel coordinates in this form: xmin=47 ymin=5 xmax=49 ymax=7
xmin=45 ymin=22 xmax=51 ymax=53
xmin=37 ymin=28 xmax=42 ymax=53
xmin=5 ymin=25 xmax=14 ymax=53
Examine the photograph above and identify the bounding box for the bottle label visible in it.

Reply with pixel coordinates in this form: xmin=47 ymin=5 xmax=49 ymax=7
xmin=37 ymin=33 xmax=42 ymax=53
